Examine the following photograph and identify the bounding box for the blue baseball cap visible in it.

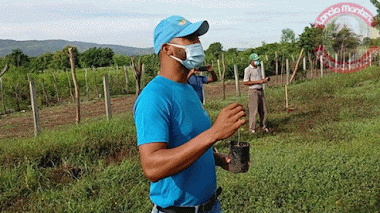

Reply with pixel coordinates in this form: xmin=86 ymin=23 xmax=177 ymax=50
xmin=154 ymin=15 xmax=209 ymax=55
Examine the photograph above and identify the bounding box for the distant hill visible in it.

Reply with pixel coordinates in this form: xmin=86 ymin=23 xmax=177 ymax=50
xmin=0 ymin=39 xmax=154 ymax=57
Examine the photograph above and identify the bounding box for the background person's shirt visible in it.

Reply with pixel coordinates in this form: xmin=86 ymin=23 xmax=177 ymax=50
xmin=187 ymin=75 xmax=209 ymax=103
xmin=244 ymin=64 xmax=263 ymax=89
xmin=134 ymin=75 xmax=216 ymax=208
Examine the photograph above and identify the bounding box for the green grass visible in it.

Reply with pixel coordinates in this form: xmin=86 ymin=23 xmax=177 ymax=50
xmin=1 ymin=66 xmax=380 ymax=212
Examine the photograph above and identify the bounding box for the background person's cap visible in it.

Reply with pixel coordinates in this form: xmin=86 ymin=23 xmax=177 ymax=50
xmin=249 ymin=53 xmax=260 ymax=61
xmin=154 ymin=15 xmax=209 ymax=55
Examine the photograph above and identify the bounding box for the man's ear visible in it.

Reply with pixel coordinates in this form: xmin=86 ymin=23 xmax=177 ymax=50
xmin=161 ymin=44 xmax=173 ymax=56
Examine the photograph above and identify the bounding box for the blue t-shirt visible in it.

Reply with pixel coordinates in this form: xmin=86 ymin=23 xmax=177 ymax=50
xmin=188 ymin=75 xmax=209 ymax=103
xmin=133 ymin=75 xmax=216 ymax=208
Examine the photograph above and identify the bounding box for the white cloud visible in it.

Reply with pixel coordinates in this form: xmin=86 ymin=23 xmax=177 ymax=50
xmin=0 ymin=18 xmax=156 ymax=40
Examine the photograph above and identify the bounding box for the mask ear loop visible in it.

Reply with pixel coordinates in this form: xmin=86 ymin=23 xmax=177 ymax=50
xmin=167 ymin=43 xmax=187 ymax=64
xmin=167 ymin=43 xmax=185 ymax=49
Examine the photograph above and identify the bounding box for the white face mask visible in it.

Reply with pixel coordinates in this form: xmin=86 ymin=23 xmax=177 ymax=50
xmin=168 ymin=43 xmax=206 ymax=70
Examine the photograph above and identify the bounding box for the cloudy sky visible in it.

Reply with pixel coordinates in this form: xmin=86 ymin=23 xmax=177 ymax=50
xmin=0 ymin=0 xmax=377 ymax=50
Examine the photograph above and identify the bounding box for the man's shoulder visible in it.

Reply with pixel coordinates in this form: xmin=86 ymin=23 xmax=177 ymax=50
xmin=188 ymin=75 xmax=206 ymax=84
xmin=135 ymin=78 xmax=171 ymax=105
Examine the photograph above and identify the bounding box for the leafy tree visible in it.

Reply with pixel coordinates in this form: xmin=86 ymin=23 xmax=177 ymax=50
xmin=226 ymin=48 xmax=238 ymax=57
xmin=323 ymin=22 xmax=360 ymax=54
xmin=113 ymin=54 xmax=131 ymax=67
xmin=79 ymin=47 xmax=114 ymax=68
xmin=281 ymin=28 xmax=296 ymax=43
xmin=0 ymin=58 xmax=6 ymax=68
xmin=299 ymin=24 xmax=323 ymax=55
xmin=29 ymin=52 xmax=53 ymax=73
xmin=50 ymin=45 xmax=80 ymax=70
xmin=205 ymin=42 xmax=223 ymax=60
xmin=5 ymin=49 xmax=29 ymax=67
xmin=371 ymin=0 xmax=380 ymax=28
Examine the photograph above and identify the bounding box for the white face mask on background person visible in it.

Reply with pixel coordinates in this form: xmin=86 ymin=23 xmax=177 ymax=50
xmin=168 ymin=43 xmax=206 ymax=70
xmin=254 ymin=60 xmax=260 ymax=66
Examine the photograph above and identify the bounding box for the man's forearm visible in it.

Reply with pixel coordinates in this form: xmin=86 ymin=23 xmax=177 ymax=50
xmin=139 ymin=129 xmax=218 ymax=182
xmin=244 ymin=80 xmax=263 ymax=86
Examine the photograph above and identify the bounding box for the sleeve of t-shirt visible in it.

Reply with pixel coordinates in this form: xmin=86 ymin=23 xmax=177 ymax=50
xmin=134 ymin=91 xmax=170 ymax=146
xmin=243 ymin=67 xmax=250 ymax=82
xmin=201 ymin=76 xmax=209 ymax=84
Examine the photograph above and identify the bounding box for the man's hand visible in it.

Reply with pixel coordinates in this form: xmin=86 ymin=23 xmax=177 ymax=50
xmin=197 ymin=65 xmax=212 ymax=72
xmin=187 ymin=69 xmax=197 ymax=80
xmin=214 ymin=152 xmax=231 ymax=171
xmin=197 ymin=65 xmax=218 ymax=83
xmin=260 ymin=77 xmax=270 ymax=84
xmin=209 ymin=103 xmax=246 ymax=141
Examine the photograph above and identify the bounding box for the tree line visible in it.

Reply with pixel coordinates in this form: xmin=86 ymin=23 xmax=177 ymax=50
xmin=1 ymin=20 xmax=380 ymax=115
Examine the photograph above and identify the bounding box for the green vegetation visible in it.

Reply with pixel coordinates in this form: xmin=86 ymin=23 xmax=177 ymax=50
xmin=1 ymin=66 xmax=380 ymax=212
xmin=0 ymin=66 xmax=149 ymax=113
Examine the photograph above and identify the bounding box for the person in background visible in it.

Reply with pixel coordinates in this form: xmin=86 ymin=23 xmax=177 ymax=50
xmin=243 ymin=53 xmax=270 ymax=134
xmin=187 ymin=65 xmax=218 ymax=103
xmin=134 ymin=15 xmax=246 ymax=213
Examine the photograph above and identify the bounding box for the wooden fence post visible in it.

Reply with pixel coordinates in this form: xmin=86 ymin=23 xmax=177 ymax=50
xmin=0 ymin=77 xmax=5 ymax=113
xmin=217 ymin=59 xmax=222 ymax=80
xmin=29 ymin=79 xmax=40 ymax=137
xmin=222 ymin=54 xmax=226 ymax=100
xmin=123 ymin=65 xmax=130 ymax=94
xmin=103 ymin=75 xmax=112 ymax=121
xmin=141 ymin=64 xmax=146 ymax=88
xmin=281 ymin=54 xmax=284 ymax=86
xmin=308 ymin=52 xmax=313 ymax=79
xmin=0 ymin=64 xmax=9 ymax=78
xmin=0 ymin=65 xmax=9 ymax=113
xmin=69 ymin=48 xmax=80 ymax=125
xmin=233 ymin=64 xmax=241 ymax=96
xmin=320 ymin=55 xmax=323 ymax=77
xmin=66 ymin=69 xmax=74 ymax=101
xmin=349 ymin=53 xmax=351 ymax=70
xmin=85 ymin=68 xmax=89 ymax=100
xmin=131 ymin=57 xmax=142 ymax=96
xmin=92 ymin=66 xmax=100 ymax=98
xmin=289 ymin=49 xmax=304 ymax=84
xmin=275 ymin=52 xmax=278 ymax=85
xmin=343 ymin=51 xmax=345 ymax=72
xmin=261 ymin=61 xmax=266 ymax=89
xmin=335 ymin=54 xmax=338 ymax=70
xmin=286 ymin=59 xmax=289 ymax=85
xmin=303 ymin=57 xmax=306 ymax=71
xmin=285 ymin=84 xmax=289 ymax=110
xmin=52 ymin=73 xmax=60 ymax=103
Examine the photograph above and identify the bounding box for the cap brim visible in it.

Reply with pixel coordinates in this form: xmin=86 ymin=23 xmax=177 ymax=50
xmin=176 ymin=20 xmax=209 ymax=38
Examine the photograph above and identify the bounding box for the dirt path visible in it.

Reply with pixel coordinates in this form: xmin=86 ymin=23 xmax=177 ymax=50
xmin=0 ymin=80 xmax=252 ymax=140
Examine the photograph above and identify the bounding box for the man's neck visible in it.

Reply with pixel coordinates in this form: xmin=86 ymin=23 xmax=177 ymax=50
xmin=250 ymin=64 xmax=257 ymax=69
xmin=159 ymin=63 xmax=189 ymax=84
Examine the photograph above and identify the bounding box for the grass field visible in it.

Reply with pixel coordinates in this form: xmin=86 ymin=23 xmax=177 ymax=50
xmin=1 ymin=66 xmax=380 ymax=212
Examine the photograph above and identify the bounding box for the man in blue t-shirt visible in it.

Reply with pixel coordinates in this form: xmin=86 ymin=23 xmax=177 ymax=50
xmin=134 ymin=15 xmax=247 ymax=213
xmin=187 ymin=65 xmax=218 ymax=103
